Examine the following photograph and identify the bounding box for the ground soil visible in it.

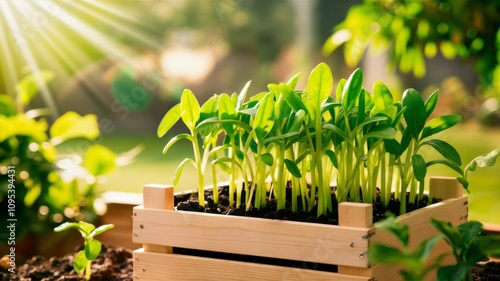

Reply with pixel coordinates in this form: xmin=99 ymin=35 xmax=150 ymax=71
xmin=174 ymin=185 xmax=438 ymax=224
xmin=0 ymin=245 xmax=133 ymax=281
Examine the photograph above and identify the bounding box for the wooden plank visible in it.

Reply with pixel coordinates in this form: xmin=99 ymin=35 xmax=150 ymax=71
xmin=338 ymin=203 xmax=373 ymax=276
xmin=429 ymin=177 xmax=463 ymax=200
xmin=141 ymin=184 xmax=174 ymax=254
xmin=133 ymin=206 xmax=371 ymax=268
xmin=369 ymin=196 xmax=468 ymax=280
xmin=133 ymin=248 xmax=371 ymax=281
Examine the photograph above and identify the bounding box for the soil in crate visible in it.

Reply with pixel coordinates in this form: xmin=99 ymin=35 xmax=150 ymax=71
xmin=0 ymin=245 xmax=133 ymax=281
xmin=174 ymin=185 xmax=439 ymax=224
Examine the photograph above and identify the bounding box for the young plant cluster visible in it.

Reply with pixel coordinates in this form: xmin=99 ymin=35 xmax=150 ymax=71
xmin=158 ymin=62 xmax=471 ymax=217
xmin=54 ymin=221 xmax=114 ymax=281
xmin=370 ymin=214 xmax=500 ymax=281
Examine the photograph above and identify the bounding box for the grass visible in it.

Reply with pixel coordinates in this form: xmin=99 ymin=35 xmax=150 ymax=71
xmin=98 ymin=123 xmax=500 ymax=224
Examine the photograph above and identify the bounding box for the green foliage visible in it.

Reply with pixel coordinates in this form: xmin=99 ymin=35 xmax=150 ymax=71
xmin=0 ymin=72 xmax=139 ymax=243
xmin=430 ymin=218 xmax=500 ymax=281
xmin=371 ymin=215 xmax=500 ymax=281
xmin=159 ymin=62 xmax=480 ymax=217
xmin=370 ymin=215 xmax=444 ymax=281
xmin=54 ymin=221 xmax=114 ymax=280
xmin=324 ymin=0 xmax=500 ymax=96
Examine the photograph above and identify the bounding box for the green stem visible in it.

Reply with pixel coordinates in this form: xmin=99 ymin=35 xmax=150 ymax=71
xmin=192 ymin=131 xmax=205 ymax=206
xmin=85 ymin=260 xmax=91 ymax=280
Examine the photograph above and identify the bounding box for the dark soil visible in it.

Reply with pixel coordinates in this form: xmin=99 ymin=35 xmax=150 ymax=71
xmin=472 ymin=261 xmax=500 ymax=281
xmin=0 ymin=245 xmax=133 ymax=281
xmin=174 ymin=185 xmax=439 ymax=225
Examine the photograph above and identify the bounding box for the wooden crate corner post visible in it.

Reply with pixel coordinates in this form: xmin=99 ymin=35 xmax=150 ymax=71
xmin=133 ymin=184 xmax=174 ymax=279
xmin=429 ymin=176 xmax=463 ymax=201
xmin=337 ymin=202 xmax=373 ymax=277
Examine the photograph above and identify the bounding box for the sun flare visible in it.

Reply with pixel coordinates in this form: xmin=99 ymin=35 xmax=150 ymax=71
xmin=0 ymin=0 xmax=161 ymax=115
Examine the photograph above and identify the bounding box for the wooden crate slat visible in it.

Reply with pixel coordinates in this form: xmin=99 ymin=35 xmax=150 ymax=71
xmin=133 ymin=206 xmax=371 ymax=267
xmin=371 ymin=196 xmax=468 ymax=250
xmin=133 ymin=248 xmax=372 ymax=281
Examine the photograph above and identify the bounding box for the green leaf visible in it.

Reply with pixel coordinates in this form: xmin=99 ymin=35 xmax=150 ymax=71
xmin=325 ymin=149 xmax=338 ymax=169
xmin=402 ymin=89 xmax=426 ymax=139
xmin=180 ymin=89 xmax=200 ymax=131
xmin=421 ymin=139 xmax=461 ymax=165
xmin=173 ymin=158 xmax=196 ymax=187
xmin=369 ymin=244 xmax=418 ymax=269
xmin=421 ymin=115 xmax=461 ymax=140
xmin=73 ymin=250 xmax=88 ymax=274
xmin=254 ymin=92 xmax=275 ymax=143
xmin=412 ymin=154 xmax=426 ymax=181
xmin=437 ymin=264 xmax=469 ymax=281
xmin=54 ymin=222 xmax=81 ymax=233
xmin=84 ymin=144 xmax=117 ymax=176
xmin=364 ymin=125 xmax=396 ymax=140
xmin=284 ymin=159 xmax=302 ymax=178
xmin=414 ymin=234 xmax=443 ymax=262
xmin=89 ymin=224 xmax=114 ymax=239
xmin=280 ymin=83 xmax=308 ymax=114
xmin=0 ymin=94 xmax=16 ymax=116
xmin=157 ymin=103 xmax=181 ymax=138
xmin=426 ymin=160 xmax=464 ymax=177
xmin=372 ymin=81 xmax=394 ymax=115
xmin=307 ymin=63 xmax=333 ymax=111
xmin=162 ymin=133 xmax=191 ymax=154
xmin=236 ymin=81 xmax=251 ymax=111
xmin=50 ymin=112 xmax=100 ymax=145
xmin=374 ymin=215 xmax=409 ymax=247
xmin=465 ymin=147 xmax=500 ymax=173
xmin=424 ymin=90 xmax=439 ymax=119
xmin=199 ymin=95 xmax=219 ymax=123
xmin=15 ymin=70 xmax=55 ymax=105
xmin=384 ymin=139 xmax=401 ymax=156
xmin=286 ymin=73 xmax=301 ymax=90
xmin=341 ymin=68 xmax=363 ymax=114
xmin=261 ymin=153 xmax=274 ymax=166
xmin=85 ymin=239 xmax=102 ymax=260
xmin=218 ymin=93 xmax=237 ymax=135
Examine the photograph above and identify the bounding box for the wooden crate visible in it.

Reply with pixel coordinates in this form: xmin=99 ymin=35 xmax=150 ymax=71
xmin=132 ymin=177 xmax=467 ymax=280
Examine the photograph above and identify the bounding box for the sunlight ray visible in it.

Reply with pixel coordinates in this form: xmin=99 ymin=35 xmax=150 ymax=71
xmin=0 ymin=3 xmax=20 ymax=96
xmin=5 ymin=1 xmax=59 ymax=116
xmin=67 ymin=1 xmax=162 ymax=49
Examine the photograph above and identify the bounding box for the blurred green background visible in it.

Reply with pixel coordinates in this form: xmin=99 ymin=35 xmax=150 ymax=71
xmin=1 ymin=0 xmax=500 ymax=229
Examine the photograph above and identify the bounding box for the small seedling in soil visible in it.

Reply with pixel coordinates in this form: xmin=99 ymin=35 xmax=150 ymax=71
xmin=54 ymin=221 xmax=114 ymax=280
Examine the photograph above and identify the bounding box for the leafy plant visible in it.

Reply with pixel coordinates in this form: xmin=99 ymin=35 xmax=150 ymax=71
xmin=0 ymin=71 xmax=141 ymax=243
xmin=370 ymin=215 xmax=500 ymax=281
xmin=158 ymin=62 xmax=493 ymax=219
xmin=370 ymin=214 xmax=444 ymax=281
xmin=324 ymin=0 xmax=500 ymax=97
xmin=54 ymin=221 xmax=114 ymax=280
xmin=431 ymin=218 xmax=500 ymax=281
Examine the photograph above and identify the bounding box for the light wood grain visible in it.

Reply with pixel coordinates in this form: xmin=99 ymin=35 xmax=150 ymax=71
xmin=133 ymin=248 xmax=371 ymax=281
xmin=429 ymin=176 xmax=463 ymax=200
xmin=141 ymin=184 xmax=174 ymax=254
xmin=133 ymin=206 xmax=371 ymax=267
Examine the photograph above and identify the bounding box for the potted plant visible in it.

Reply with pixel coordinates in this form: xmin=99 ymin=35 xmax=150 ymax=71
xmin=132 ymin=62 xmax=498 ymax=280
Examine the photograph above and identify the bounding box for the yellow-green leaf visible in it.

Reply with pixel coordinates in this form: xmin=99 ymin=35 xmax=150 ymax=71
xmin=50 ymin=112 xmax=99 ymax=145
xmin=84 ymin=144 xmax=117 ymax=176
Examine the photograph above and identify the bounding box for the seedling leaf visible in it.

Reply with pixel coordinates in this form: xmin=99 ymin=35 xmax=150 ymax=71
xmin=420 ymin=114 xmax=461 ymax=140
xmin=284 ymin=159 xmax=302 ymax=178
xmin=157 ymin=103 xmax=181 ymax=138
xmin=85 ymin=239 xmax=102 ymax=260
xmin=73 ymin=250 xmax=88 ymax=274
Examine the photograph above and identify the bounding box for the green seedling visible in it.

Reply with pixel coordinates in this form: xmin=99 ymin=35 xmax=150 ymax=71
xmin=431 ymin=218 xmax=500 ymax=281
xmin=369 ymin=214 xmax=444 ymax=281
xmin=54 ymin=221 xmax=114 ymax=280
